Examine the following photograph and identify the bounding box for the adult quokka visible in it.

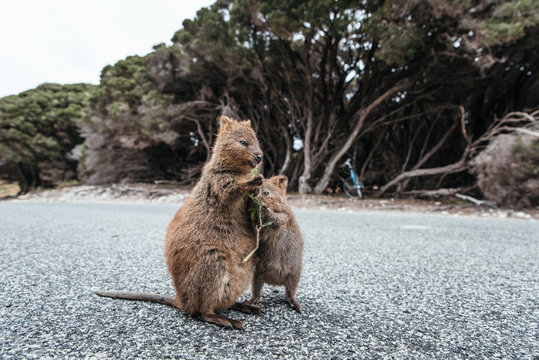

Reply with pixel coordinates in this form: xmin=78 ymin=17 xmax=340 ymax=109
xmin=96 ymin=116 xmax=264 ymax=330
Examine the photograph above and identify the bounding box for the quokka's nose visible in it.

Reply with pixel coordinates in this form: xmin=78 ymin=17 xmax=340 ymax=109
xmin=255 ymin=154 xmax=263 ymax=163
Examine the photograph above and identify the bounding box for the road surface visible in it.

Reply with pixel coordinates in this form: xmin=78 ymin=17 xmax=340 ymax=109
xmin=1 ymin=202 xmax=537 ymax=359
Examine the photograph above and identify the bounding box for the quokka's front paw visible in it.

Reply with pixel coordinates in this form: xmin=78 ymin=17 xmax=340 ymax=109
xmin=250 ymin=187 xmax=260 ymax=196
xmin=249 ymin=174 xmax=264 ymax=187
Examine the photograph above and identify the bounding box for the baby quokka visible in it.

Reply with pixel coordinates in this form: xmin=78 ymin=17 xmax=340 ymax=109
xmin=247 ymin=175 xmax=304 ymax=313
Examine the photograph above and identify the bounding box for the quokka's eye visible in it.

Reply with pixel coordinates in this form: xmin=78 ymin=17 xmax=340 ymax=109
xmin=239 ymin=140 xmax=248 ymax=146
xmin=263 ymin=191 xmax=269 ymax=196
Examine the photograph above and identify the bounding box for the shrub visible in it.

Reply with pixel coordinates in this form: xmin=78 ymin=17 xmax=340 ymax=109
xmin=472 ymin=131 xmax=539 ymax=208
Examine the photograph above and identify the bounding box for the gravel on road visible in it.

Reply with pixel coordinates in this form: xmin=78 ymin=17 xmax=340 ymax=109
xmin=0 ymin=202 xmax=537 ymax=359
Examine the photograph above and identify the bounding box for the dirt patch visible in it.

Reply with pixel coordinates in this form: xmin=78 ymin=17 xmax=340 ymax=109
xmin=0 ymin=181 xmax=20 ymax=198
xmin=5 ymin=183 xmax=539 ymax=220
xmin=287 ymin=193 xmax=539 ymax=220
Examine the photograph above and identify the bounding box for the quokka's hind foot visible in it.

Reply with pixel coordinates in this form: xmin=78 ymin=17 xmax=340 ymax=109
xmin=244 ymin=297 xmax=259 ymax=306
xmin=199 ymin=312 xmax=244 ymax=330
xmin=287 ymin=297 xmax=302 ymax=313
xmin=230 ymin=301 xmax=263 ymax=315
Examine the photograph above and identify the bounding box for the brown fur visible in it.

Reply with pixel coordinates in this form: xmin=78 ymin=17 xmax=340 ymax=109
xmin=95 ymin=116 xmax=264 ymax=330
xmin=247 ymin=175 xmax=304 ymax=313
xmin=165 ymin=116 xmax=265 ymax=329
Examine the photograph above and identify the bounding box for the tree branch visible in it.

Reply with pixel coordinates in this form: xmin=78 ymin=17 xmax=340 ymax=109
xmin=378 ymin=160 xmax=467 ymax=196
xmin=313 ymin=78 xmax=412 ymax=193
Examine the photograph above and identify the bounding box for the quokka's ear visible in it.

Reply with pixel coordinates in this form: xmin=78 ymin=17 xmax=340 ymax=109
xmin=241 ymin=119 xmax=251 ymax=127
xmin=272 ymin=175 xmax=288 ymax=192
xmin=219 ymin=115 xmax=235 ymax=131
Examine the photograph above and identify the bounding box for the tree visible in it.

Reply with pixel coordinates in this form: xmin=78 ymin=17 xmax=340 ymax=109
xmin=77 ymin=54 xmax=212 ymax=184
xmin=371 ymin=0 xmax=539 ymax=196
xmin=167 ymin=0 xmax=539 ymax=194
xmin=16 ymin=0 xmax=536 ymax=199
xmin=167 ymin=0 xmax=416 ymax=193
xmin=0 ymin=83 xmax=95 ymax=193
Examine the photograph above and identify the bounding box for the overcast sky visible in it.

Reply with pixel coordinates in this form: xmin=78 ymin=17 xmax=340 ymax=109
xmin=0 ymin=0 xmax=215 ymax=97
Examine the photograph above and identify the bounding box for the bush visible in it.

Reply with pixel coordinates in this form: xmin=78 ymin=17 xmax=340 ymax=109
xmin=472 ymin=131 xmax=539 ymax=208
xmin=0 ymin=83 xmax=95 ymax=193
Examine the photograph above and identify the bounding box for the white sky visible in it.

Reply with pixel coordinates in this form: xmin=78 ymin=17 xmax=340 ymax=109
xmin=0 ymin=0 xmax=215 ymax=97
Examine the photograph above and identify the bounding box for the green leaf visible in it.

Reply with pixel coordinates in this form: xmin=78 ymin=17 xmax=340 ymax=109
xmin=249 ymin=166 xmax=260 ymax=176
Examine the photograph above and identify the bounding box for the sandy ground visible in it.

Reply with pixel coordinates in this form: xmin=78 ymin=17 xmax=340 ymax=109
xmin=6 ymin=183 xmax=538 ymax=221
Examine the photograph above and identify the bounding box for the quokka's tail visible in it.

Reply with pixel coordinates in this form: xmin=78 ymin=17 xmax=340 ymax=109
xmin=95 ymin=290 xmax=177 ymax=307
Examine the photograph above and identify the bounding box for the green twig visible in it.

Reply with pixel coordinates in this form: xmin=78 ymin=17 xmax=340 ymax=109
xmin=242 ymin=188 xmax=272 ymax=263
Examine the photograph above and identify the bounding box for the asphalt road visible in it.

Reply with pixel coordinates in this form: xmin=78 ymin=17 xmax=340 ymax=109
xmin=1 ymin=202 xmax=537 ymax=359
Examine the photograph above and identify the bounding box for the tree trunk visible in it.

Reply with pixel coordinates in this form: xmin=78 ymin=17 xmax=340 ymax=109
xmin=313 ymin=79 xmax=411 ymax=193
xmin=278 ymin=123 xmax=292 ymax=175
xmin=298 ymin=110 xmax=313 ymax=194
xmin=16 ymin=163 xmax=29 ymax=194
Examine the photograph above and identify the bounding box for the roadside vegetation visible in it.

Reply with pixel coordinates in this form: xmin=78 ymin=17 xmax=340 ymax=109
xmin=1 ymin=0 xmax=538 ymax=208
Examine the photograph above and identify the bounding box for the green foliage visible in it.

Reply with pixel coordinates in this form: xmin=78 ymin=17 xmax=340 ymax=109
xmin=482 ymin=0 xmax=539 ymax=45
xmin=96 ymin=56 xmax=154 ymax=114
xmin=483 ymin=21 xmax=526 ymax=45
xmin=244 ymin=188 xmax=272 ymax=263
xmin=2 ymin=0 xmax=537 ymax=196
xmin=90 ymin=54 xmax=175 ymax=139
xmin=376 ymin=27 xmax=425 ymax=66
xmin=364 ymin=0 xmax=539 ymax=64
xmin=254 ymin=0 xmax=356 ymax=37
xmin=0 ymin=83 xmax=95 ymax=191
xmin=248 ymin=188 xmax=273 ymax=228
xmin=247 ymin=192 xmax=263 ymax=224
xmin=171 ymin=1 xmax=256 ymax=71
xmin=362 ymin=1 xmax=426 ymax=66
xmin=513 ymin=137 xmax=539 ymax=175
xmin=116 ymin=0 xmax=539 ymax=192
